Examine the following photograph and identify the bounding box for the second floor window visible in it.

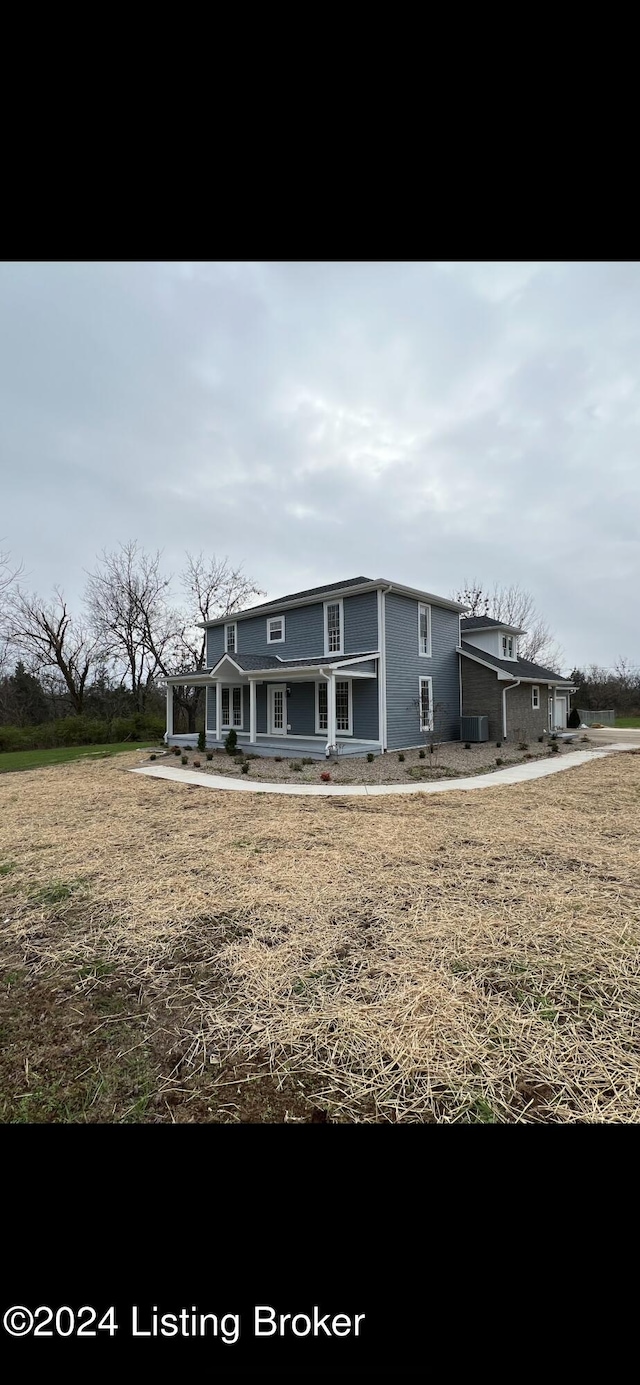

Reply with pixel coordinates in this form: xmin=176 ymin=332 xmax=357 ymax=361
xmin=225 ymin=622 xmax=237 ymax=654
xmin=267 ymin=616 xmax=285 ymax=643
xmin=325 ymin=600 xmax=343 ymax=654
xmin=418 ymin=603 xmax=431 ymax=657
xmin=502 ymin=635 xmax=514 ymax=659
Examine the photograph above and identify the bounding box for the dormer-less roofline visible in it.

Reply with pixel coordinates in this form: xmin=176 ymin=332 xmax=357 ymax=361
xmin=200 ymin=579 xmax=468 ymax=627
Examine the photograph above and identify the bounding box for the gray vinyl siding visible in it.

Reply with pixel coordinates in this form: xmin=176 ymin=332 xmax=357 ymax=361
xmin=385 ymin=595 xmax=460 ymax=748
xmin=206 ymin=590 xmax=378 ymax=665
xmin=352 ymin=677 xmax=379 ymax=739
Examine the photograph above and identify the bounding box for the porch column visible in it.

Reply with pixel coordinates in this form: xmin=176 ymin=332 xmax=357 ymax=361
xmin=552 ymin=685 xmax=557 ymax=730
xmin=327 ymin=671 xmax=337 ymax=750
xmin=249 ymin=679 xmax=256 ymax=745
xmin=165 ymin=683 xmax=173 ymax=740
xmin=216 ymin=679 xmax=222 ymax=742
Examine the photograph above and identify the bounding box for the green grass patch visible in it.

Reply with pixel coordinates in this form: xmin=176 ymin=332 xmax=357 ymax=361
xmin=0 ymin=743 xmax=153 ymax=774
xmin=615 ymin=717 xmax=640 ymax=728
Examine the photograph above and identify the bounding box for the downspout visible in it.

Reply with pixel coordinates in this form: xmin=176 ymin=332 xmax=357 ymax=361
xmin=502 ymin=679 xmax=521 ymax=740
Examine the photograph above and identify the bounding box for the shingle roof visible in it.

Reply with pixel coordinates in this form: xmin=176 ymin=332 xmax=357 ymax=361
xmin=210 ymin=650 xmax=378 ymax=672
xmin=226 ymin=576 xmax=372 ymax=620
xmin=459 ymin=641 xmax=572 ymax=684
xmin=461 ymin=616 xmax=524 ymax=632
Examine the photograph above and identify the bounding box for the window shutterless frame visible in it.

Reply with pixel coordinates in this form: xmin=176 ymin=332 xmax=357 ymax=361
xmin=323 ymin=599 xmax=343 ymax=655
xmin=419 ymin=675 xmax=433 ymax=731
xmin=418 ymin=602 xmax=432 ymax=657
xmin=267 ymin=615 xmax=285 ymax=643
xmin=224 ymin=622 xmax=237 ymax=654
xmin=221 ymin=685 xmax=243 ymax=729
xmin=531 ymin=685 xmax=540 ymax=709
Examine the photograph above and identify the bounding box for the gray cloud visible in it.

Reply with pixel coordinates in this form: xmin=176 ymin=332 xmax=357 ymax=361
xmin=1 ymin=260 xmax=639 ymax=668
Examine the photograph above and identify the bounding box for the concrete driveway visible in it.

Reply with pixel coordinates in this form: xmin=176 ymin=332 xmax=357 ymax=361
xmin=583 ymin=726 xmax=640 ymax=746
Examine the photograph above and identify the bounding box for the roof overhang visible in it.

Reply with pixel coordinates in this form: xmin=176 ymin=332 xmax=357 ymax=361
xmin=462 ymin=622 xmax=525 ymax=636
xmin=457 ymin=646 xmax=574 ymax=686
xmin=201 ymin=581 xmax=467 ymax=626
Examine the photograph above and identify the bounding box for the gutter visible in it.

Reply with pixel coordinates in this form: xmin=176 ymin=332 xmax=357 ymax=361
xmin=502 ymin=680 xmax=521 ymax=739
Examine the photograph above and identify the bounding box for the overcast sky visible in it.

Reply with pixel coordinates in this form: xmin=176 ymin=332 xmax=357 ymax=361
xmin=1 ymin=260 xmax=638 ymax=669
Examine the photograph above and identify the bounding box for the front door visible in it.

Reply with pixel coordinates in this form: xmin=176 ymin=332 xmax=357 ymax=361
xmin=268 ymin=684 xmax=286 ymax=735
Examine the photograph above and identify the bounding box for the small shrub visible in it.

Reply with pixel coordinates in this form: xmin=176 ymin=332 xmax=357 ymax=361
xmin=398 ymin=753 xmax=405 ymax=762
xmin=367 ymin=752 xmax=375 ymax=762
xmin=550 ymin=743 xmax=559 ymax=754
xmin=496 ymin=757 xmax=503 ymax=766
xmin=496 ymin=741 xmax=502 ymax=748
xmin=538 ymin=736 xmax=544 ymax=743
xmin=568 ymin=707 xmax=581 ymax=728
xmin=464 ymin=742 xmax=471 ymax=750
xmin=419 ymin=749 xmax=425 ymax=759
xmin=290 ymin=761 xmax=303 ymax=772
xmin=241 ymin=762 xmax=249 ymax=774
xmin=519 ymin=741 xmax=528 ymax=751
xmin=206 ymin=752 xmax=213 ymax=761
xmin=320 ymin=771 xmax=331 ymax=782
xmin=301 ymin=757 xmax=313 ymax=766
xmin=246 ymin=753 xmax=259 ymax=760
xmin=173 ymin=746 xmax=181 ymax=756
xmin=181 ymin=755 xmax=188 ymax=765
xmin=149 ymin=754 xmax=156 ymax=761
xmin=429 ymin=744 xmax=434 ymax=754
xmin=193 ymin=759 xmax=201 ymax=768
xmin=274 ymin=756 xmax=282 ymax=763
xmin=524 ymin=753 xmax=532 ymax=760
xmin=581 ymin=735 xmax=589 ymax=743
xmin=198 ymin=730 xmax=206 ymax=752
xmin=224 ymin=729 xmax=238 ymax=755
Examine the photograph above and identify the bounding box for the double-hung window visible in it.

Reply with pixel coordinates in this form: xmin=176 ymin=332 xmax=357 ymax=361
xmin=225 ymin=622 xmax=237 ymax=655
xmin=267 ymin=615 xmax=285 ymax=643
xmin=419 ymin=676 xmax=433 ymax=732
xmin=418 ymin=602 xmax=432 ymax=657
xmin=316 ymin=682 xmax=328 ymax=733
xmin=531 ymin=685 xmax=540 ymax=710
xmin=221 ymin=686 xmax=243 ymax=729
xmin=502 ymin=634 xmax=514 ymax=659
xmin=324 ymin=600 xmax=343 ymax=655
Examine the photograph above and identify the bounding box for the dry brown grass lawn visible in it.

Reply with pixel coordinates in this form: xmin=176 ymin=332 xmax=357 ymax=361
xmin=1 ymin=748 xmax=639 ymax=1122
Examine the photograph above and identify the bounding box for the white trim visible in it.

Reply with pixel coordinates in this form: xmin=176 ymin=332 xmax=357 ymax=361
xmin=266 ymin=614 xmax=286 ymax=644
xmin=419 ymin=675 xmax=434 ymax=732
xmin=418 ymin=602 xmax=432 ymax=658
xmin=323 ymin=598 xmax=344 ymax=656
xmin=377 ymin=588 xmax=387 ymax=751
xmin=208 ymin=653 xmax=246 ymax=678
xmin=532 ymin=685 xmax=540 ymax=710
xmin=267 ymin=683 xmax=287 ymax=735
xmin=249 ymin=679 xmax=257 ymax=743
xmin=216 ymin=680 xmax=222 ymax=742
xmin=458 ymin=646 xmax=571 ymax=686
xmin=224 ymin=621 xmax=237 ymax=655
xmin=220 ymin=684 xmax=244 ymax=731
xmin=334 ymin=676 xmax=353 ymax=735
xmin=165 ymin=684 xmax=173 ymax=741
xmin=501 ymin=633 xmax=516 ymax=661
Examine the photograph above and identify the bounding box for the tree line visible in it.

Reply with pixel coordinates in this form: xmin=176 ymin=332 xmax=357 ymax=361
xmin=0 ymin=541 xmax=263 ymax=731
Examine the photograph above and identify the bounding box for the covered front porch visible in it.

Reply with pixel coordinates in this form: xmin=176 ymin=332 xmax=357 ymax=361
xmin=164 ymin=654 xmax=381 ymax=759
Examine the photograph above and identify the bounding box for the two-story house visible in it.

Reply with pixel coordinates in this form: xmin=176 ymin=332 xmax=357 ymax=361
xmin=164 ymin=576 xmax=466 ymax=757
xmin=163 ymin=576 xmax=576 ymax=756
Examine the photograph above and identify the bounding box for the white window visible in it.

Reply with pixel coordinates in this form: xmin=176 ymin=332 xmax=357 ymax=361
xmin=335 ymin=679 xmax=352 ymax=734
xmin=315 ymin=679 xmax=352 ymax=734
xmin=324 ymin=599 xmax=343 ymax=655
xmin=501 ymin=634 xmax=515 ymax=659
xmin=316 ymin=681 xmax=328 ymax=733
xmin=532 ymin=685 xmax=540 ymax=710
xmin=267 ymin=615 xmax=285 ymax=643
xmin=419 ymin=676 xmax=433 ymax=731
xmin=225 ymin=622 xmax=237 ymax=654
xmin=221 ymin=685 xmax=243 ymax=729
xmin=418 ymin=602 xmax=432 ymax=657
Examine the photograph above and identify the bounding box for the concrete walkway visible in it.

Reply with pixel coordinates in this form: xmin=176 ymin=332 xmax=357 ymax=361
xmin=130 ymin=743 xmax=634 ymax=798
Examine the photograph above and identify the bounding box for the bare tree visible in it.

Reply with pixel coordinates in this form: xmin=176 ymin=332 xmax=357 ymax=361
xmin=454 ymin=578 xmax=564 ymax=669
xmin=86 ymin=544 xmax=264 ymax=730
xmin=85 ymin=542 xmax=173 ymax=711
xmin=3 ymin=586 xmax=102 ymax=715
xmin=0 ymin=543 xmax=23 ymax=678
